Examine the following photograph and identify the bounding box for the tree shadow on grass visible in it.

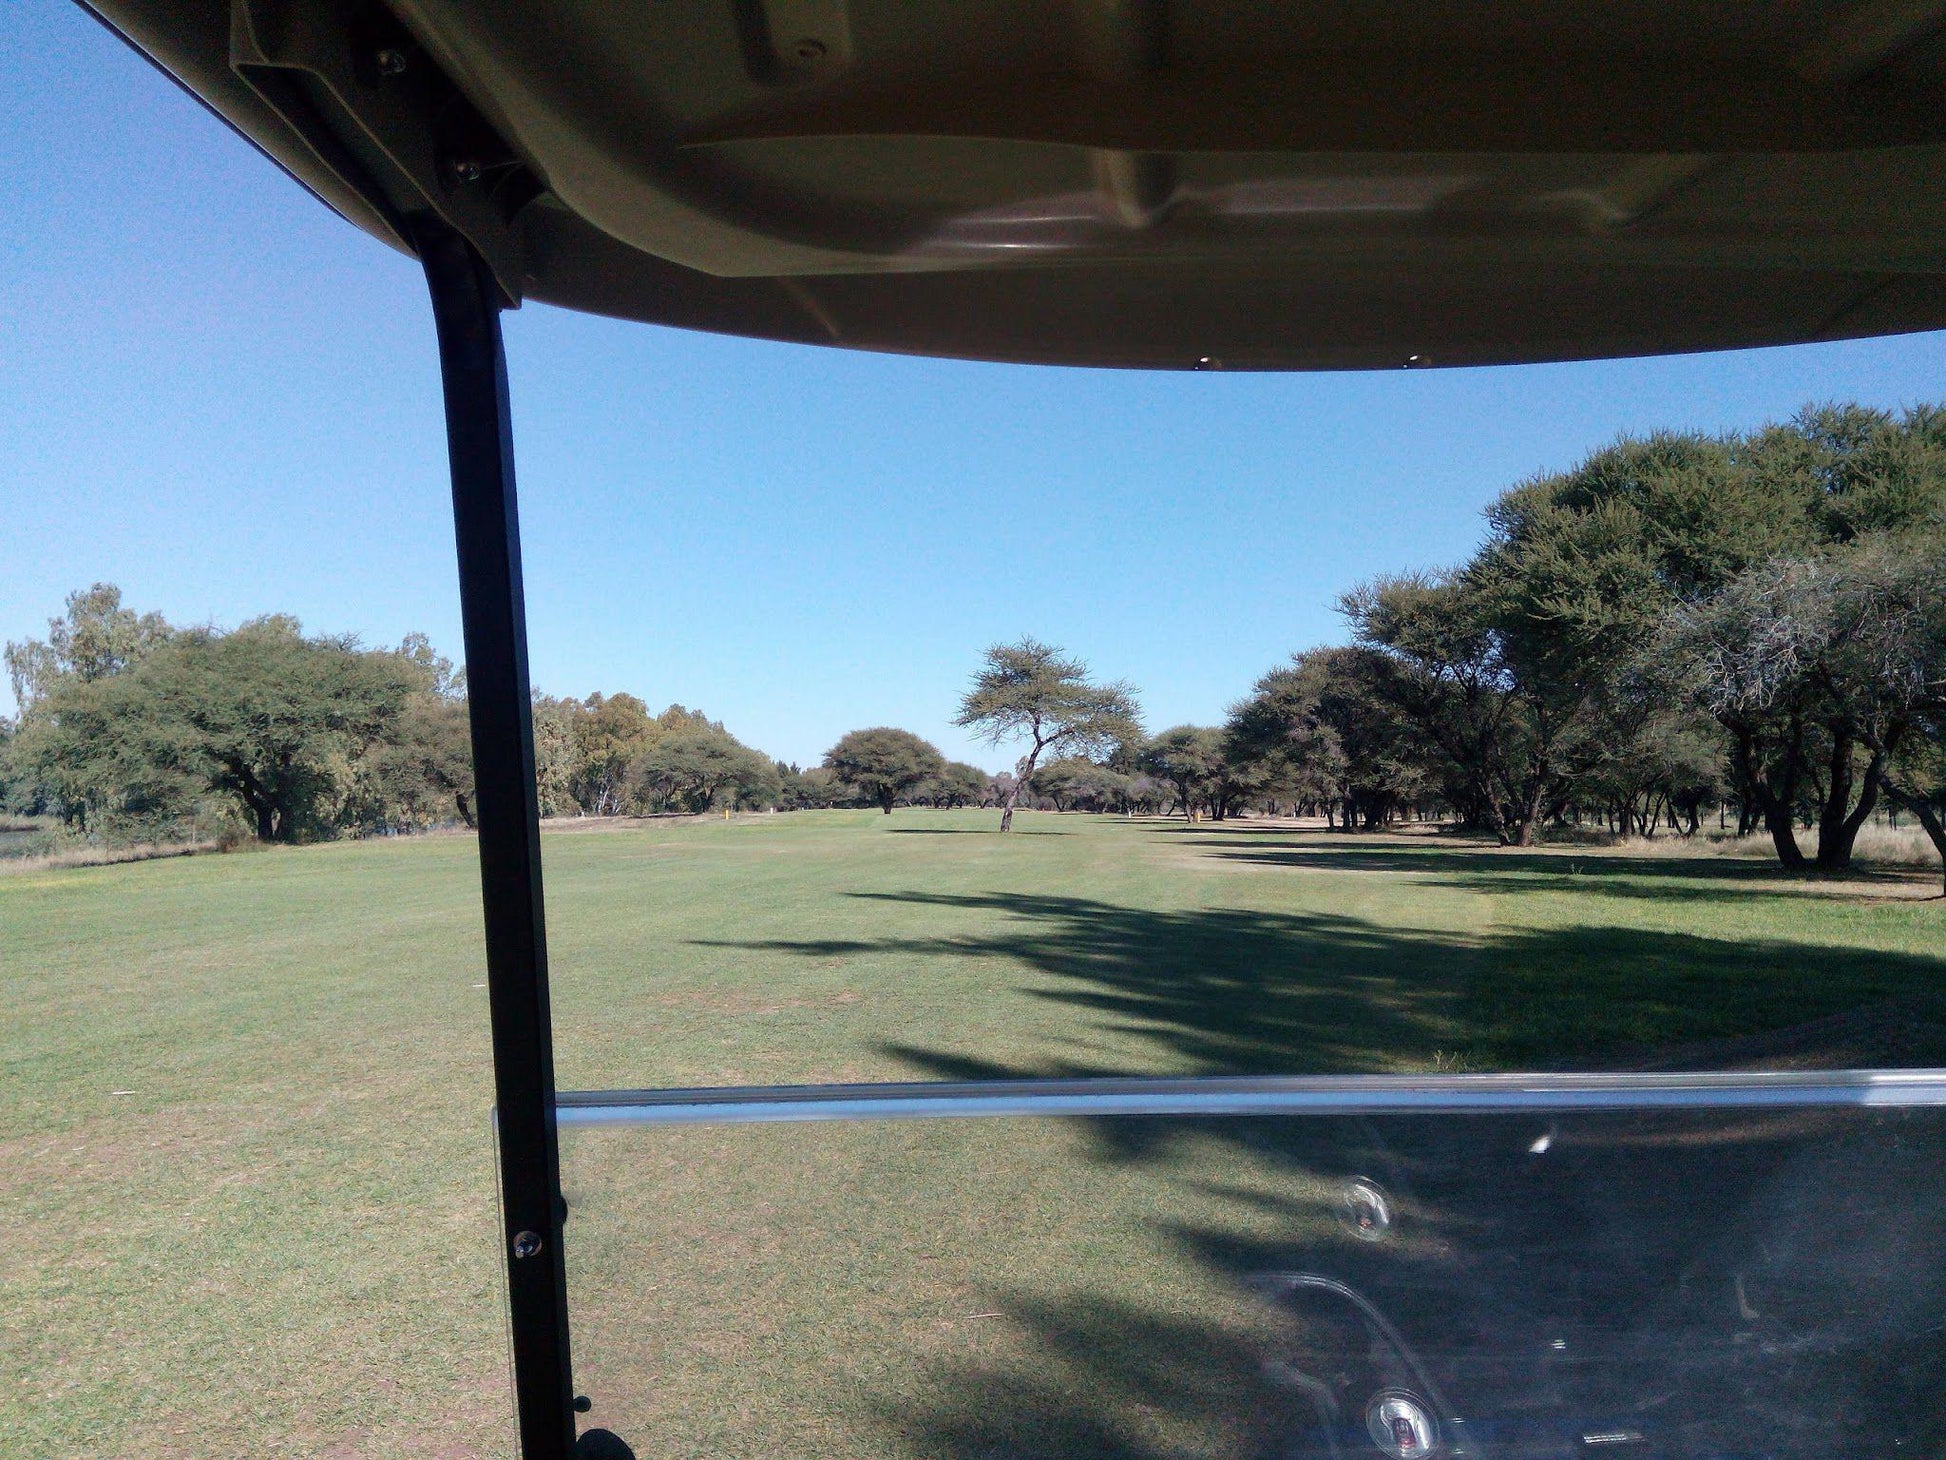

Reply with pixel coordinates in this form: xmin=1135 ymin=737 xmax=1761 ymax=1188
xmin=689 ymin=887 xmax=1946 ymax=1457
xmin=869 ymin=1108 xmax=1946 ymax=1459
xmin=701 ymin=893 xmax=1470 ymax=1080
xmin=871 ymin=1292 xmax=1317 ymax=1459
xmin=1194 ymin=836 xmax=1923 ymax=904
xmin=700 ymin=888 xmax=1946 ymax=1082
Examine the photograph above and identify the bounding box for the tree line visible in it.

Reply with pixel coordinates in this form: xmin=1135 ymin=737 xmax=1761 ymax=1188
xmin=0 ymin=588 xmax=1014 ymax=842
xmin=1024 ymin=403 xmax=1943 ymax=886
xmin=6 ymin=402 xmax=1942 ymax=883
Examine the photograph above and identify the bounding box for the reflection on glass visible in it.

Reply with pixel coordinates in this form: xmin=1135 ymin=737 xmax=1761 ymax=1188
xmin=560 ymin=1107 xmax=1946 ymax=1458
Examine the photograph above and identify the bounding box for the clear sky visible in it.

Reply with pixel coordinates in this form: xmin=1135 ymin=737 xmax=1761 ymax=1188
xmin=6 ymin=0 xmax=1945 ymax=771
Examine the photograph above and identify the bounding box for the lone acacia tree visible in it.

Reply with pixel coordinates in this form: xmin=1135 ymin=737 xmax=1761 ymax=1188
xmin=824 ymin=727 xmax=945 ymax=812
xmin=955 ymin=638 xmax=1140 ymax=831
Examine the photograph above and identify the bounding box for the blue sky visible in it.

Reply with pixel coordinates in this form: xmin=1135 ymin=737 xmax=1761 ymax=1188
xmin=6 ymin=0 xmax=1945 ymax=770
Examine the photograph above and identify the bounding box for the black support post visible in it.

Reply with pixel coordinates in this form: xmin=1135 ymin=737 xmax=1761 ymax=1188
xmin=415 ymin=215 xmax=576 ymax=1460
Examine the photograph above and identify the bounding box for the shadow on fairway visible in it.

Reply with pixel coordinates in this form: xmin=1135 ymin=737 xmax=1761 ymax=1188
xmin=685 ymin=840 xmax=1945 ymax=1454
xmin=701 ymin=894 xmax=1464 ymax=1080
xmin=872 ymin=1291 xmax=1318 ymax=1459
xmin=698 ymin=889 xmax=1946 ymax=1082
xmin=1181 ymin=830 xmax=1922 ymax=903
xmin=689 ymin=881 xmax=1946 ymax=1456
xmin=871 ymin=1106 xmax=1946 ymax=1460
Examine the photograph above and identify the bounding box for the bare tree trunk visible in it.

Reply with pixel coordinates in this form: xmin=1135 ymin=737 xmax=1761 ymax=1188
xmin=1875 ymin=766 xmax=1946 ymax=896
xmin=1816 ymin=736 xmax=1882 ymax=870
xmin=1734 ymin=725 xmax=1807 ymax=868
xmin=1000 ymin=745 xmax=1042 ymax=832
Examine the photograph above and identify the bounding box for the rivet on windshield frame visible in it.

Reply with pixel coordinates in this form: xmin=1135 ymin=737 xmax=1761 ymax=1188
xmin=451 ymin=157 xmax=484 ymax=184
xmin=374 ymin=48 xmax=408 ymax=76
xmin=1404 ymin=353 xmax=1431 ymax=368
xmin=511 ymin=1229 xmax=543 ymax=1259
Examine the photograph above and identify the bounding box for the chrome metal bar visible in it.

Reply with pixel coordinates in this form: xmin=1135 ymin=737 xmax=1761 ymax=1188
xmin=557 ymin=1069 xmax=1946 ymax=1127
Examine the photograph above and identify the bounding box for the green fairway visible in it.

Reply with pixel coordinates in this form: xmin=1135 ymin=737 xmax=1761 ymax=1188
xmin=4 ymin=811 xmax=1943 ymax=1457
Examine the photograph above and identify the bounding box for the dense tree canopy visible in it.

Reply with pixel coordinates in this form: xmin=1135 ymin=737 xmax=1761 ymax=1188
xmin=1211 ymin=404 xmax=1946 ymax=878
xmin=4 ymin=589 xmax=793 ymax=841
xmin=1659 ymin=536 xmax=1946 ymax=885
xmin=1227 ymin=647 xmax=1427 ymax=829
xmin=9 ymin=613 xmax=423 ymax=841
xmin=1030 ymin=756 xmax=1134 ymax=813
xmin=924 ymin=761 xmax=993 ymax=809
xmin=5 ymin=583 xmax=171 ymax=711
xmin=629 ymin=724 xmax=778 ymax=813
xmin=823 ymin=728 xmax=945 ymax=813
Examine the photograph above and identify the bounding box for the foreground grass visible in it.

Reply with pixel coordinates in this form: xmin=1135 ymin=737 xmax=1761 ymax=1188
xmin=3 ymin=812 xmax=1941 ymax=1456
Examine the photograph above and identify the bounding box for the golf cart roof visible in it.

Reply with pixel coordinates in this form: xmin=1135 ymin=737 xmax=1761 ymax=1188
xmin=87 ymin=0 xmax=1946 ymax=368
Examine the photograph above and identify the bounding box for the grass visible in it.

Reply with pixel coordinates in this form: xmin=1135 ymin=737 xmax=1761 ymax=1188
xmin=3 ymin=811 xmax=1942 ymax=1457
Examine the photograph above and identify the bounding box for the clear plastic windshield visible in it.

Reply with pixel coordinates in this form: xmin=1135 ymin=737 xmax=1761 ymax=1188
xmin=556 ymin=1088 xmax=1946 ymax=1458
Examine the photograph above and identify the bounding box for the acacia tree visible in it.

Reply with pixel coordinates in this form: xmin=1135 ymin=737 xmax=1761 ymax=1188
xmin=1666 ymin=537 xmax=1946 ymax=885
xmin=5 ymin=585 xmax=186 ymax=828
xmin=530 ymin=696 xmax=580 ymax=817
xmin=955 ymin=638 xmax=1141 ymax=831
xmin=1227 ymin=646 xmax=1427 ymax=828
xmin=12 ymin=615 xmax=420 ymax=841
xmin=1139 ymin=727 xmax=1221 ymax=818
xmin=924 ymin=761 xmax=991 ymax=808
xmin=629 ymin=725 xmax=777 ymax=812
xmin=5 ymin=582 xmax=172 ymax=713
xmin=1343 ymin=573 xmax=1571 ymax=844
xmin=347 ymin=634 xmax=475 ymax=830
xmin=1475 ymin=411 xmax=1946 ymax=863
xmin=570 ymin=693 xmax=656 ymax=816
xmin=1029 ymin=756 xmax=1131 ymax=812
xmin=824 ymin=727 xmax=945 ymax=813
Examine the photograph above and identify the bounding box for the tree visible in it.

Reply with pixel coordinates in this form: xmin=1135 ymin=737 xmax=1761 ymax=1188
xmin=5 ymin=666 xmax=203 ymax=836
xmin=6 ymin=582 xmax=172 ymax=713
xmin=1227 ymin=647 xmax=1427 ymax=828
xmin=13 ymin=615 xmax=420 ymax=842
xmin=629 ymin=724 xmax=778 ymax=812
xmin=1029 ymin=756 xmax=1130 ymax=812
xmin=347 ymin=635 xmax=475 ymax=830
xmin=569 ymin=693 xmax=657 ymax=815
xmin=1665 ymin=535 xmax=1946 ymax=884
xmin=530 ymin=695 xmax=579 ymax=817
xmin=352 ymin=685 xmax=475 ymax=829
xmin=924 ymin=761 xmax=991 ymax=808
xmin=954 ymin=638 xmax=1141 ymax=831
xmin=1342 ymin=573 xmax=1570 ymax=844
xmin=789 ymin=764 xmax=846 ymax=808
xmin=155 ymin=618 xmax=421 ymax=841
xmin=1139 ymin=727 xmax=1222 ymax=818
xmin=823 ymin=728 xmax=945 ymax=813
xmin=1476 ymin=410 xmax=1946 ymax=864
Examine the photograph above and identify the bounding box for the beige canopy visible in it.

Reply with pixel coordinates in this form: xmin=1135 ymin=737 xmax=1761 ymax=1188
xmin=87 ymin=0 xmax=1946 ymax=367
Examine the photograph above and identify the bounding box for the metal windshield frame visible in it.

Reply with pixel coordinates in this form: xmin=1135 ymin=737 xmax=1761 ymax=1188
xmin=420 ymin=216 xmax=577 ymax=1458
